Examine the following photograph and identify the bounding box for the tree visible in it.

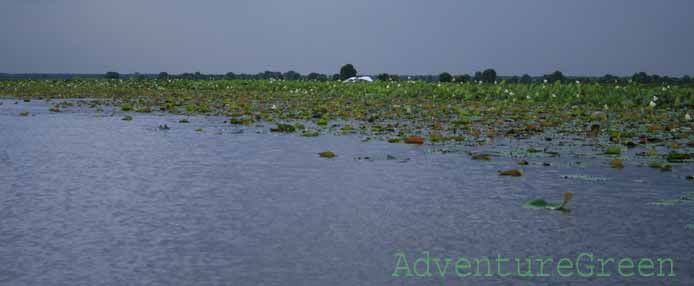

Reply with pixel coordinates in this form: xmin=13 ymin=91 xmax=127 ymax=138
xmin=225 ymin=72 xmax=237 ymax=80
xmin=104 ymin=71 xmax=120 ymax=79
xmin=631 ymin=72 xmax=650 ymax=84
xmin=339 ymin=64 xmax=357 ymax=80
xmin=520 ymin=74 xmax=532 ymax=84
xmin=544 ymin=70 xmax=565 ymax=83
xmin=158 ymin=72 xmax=170 ymax=80
xmin=481 ymin=69 xmax=497 ymax=83
xmin=473 ymin=71 xmax=483 ymax=82
xmin=307 ymin=72 xmax=327 ymax=81
xmin=454 ymin=74 xmax=471 ymax=83
xmin=683 ymin=75 xmax=691 ymax=84
xmin=601 ymin=74 xmax=618 ymax=84
xmin=438 ymin=72 xmax=452 ymax=83
xmin=283 ymin=70 xmax=302 ymax=81
xmin=376 ymin=73 xmax=390 ymax=81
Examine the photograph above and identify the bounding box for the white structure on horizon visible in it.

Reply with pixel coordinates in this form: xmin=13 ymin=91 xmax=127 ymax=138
xmin=343 ymin=76 xmax=373 ymax=83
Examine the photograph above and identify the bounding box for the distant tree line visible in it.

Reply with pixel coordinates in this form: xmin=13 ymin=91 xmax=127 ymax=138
xmin=3 ymin=65 xmax=692 ymax=85
xmin=103 ymin=69 xmax=694 ymax=85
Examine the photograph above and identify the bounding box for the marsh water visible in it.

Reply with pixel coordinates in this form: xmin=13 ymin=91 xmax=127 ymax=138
xmin=1 ymin=99 xmax=693 ymax=286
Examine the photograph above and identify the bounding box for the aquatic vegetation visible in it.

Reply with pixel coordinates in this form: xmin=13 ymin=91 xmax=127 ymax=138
xmin=319 ymin=151 xmax=336 ymax=158
xmin=19 ymin=111 xmax=29 ymax=116
xmin=666 ymin=152 xmax=691 ymax=163
xmin=404 ymin=136 xmax=424 ymax=145
xmin=498 ymin=169 xmax=522 ymax=177
xmin=158 ymin=124 xmax=170 ymax=130
xmin=470 ymin=153 xmax=491 ymax=161
xmin=2 ymin=79 xmax=693 ymax=165
xmin=122 ymin=115 xmax=133 ymax=121
xmin=270 ymin=124 xmax=296 ymax=133
xmin=301 ymin=131 xmax=320 ymax=137
xmin=525 ymin=192 xmax=573 ymax=211
xmin=610 ymin=159 xmax=624 ymax=169
xmin=179 ymin=118 xmax=189 ymax=123
xmin=649 ymin=161 xmax=672 ymax=171
xmin=605 ymin=145 xmax=622 ymax=155
xmin=49 ymin=106 xmax=60 ymax=112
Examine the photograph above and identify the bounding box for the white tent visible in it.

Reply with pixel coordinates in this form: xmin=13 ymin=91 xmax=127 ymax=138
xmin=343 ymin=76 xmax=373 ymax=83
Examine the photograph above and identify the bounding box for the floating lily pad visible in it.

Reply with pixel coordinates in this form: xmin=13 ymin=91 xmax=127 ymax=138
xmin=301 ymin=131 xmax=320 ymax=137
xmin=319 ymin=151 xmax=336 ymax=158
xmin=471 ymin=153 xmax=491 ymax=161
xmin=610 ymin=159 xmax=624 ymax=169
xmin=271 ymin=124 xmax=296 ymax=133
xmin=498 ymin=169 xmax=522 ymax=177
xmin=649 ymin=162 xmax=672 ymax=171
xmin=404 ymin=136 xmax=424 ymax=145
xmin=605 ymin=145 xmax=621 ymax=155
xmin=666 ymin=152 xmax=691 ymax=163
xmin=525 ymin=192 xmax=573 ymax=211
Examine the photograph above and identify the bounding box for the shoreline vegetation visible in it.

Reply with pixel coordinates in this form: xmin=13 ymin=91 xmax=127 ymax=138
xmin=1 ymin=78 xmax=693 ymax=177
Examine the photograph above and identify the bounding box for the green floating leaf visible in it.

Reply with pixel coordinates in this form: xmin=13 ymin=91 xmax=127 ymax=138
xmin=270 ymin=123 xmax=296 ymax=133
xmin=525 ymin=192 xmax=573 ymax=211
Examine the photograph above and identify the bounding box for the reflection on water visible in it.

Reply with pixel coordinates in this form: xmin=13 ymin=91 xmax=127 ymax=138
xmin=0 ymin=99 xmax=693 ymax=285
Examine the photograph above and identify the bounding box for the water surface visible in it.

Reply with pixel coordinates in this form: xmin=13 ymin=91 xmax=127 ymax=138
xmin=1 ymin=99 xmax=693 ymax=285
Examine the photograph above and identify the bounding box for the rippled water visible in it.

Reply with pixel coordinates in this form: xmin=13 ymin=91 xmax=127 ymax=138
xmin=1 ymin=99 xmax=693 ymax=285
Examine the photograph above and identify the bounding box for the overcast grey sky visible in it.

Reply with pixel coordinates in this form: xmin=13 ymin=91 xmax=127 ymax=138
xmin=1 ymin=0 xmax=692 ymax=76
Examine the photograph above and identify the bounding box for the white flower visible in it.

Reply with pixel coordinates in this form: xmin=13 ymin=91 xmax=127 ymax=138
xmin=604 ymin=104 xmax=609 ymax=110
xmin=551 ymin=93 xmax=557 ymax=98
xmin=649 ymin=101 xmax=656 ymax=108
xmin=526 ymin=95 xmax=530 ymax=99
xmin=576 ymin=80 xmax=580 ymax=84
xmin=543 ymin=79 xmax=548 ymax=84
xmin=652 ymin=96 xmax=658 ymax=101
xmin=661 ymin=87 xmax=667 ymax=92
xmin=270 ymin=104 xmax=277 ymax=110
xmin=509 ymin=92 xmax=515 ymax=96
xmin=686 ymin=113 xmax=692 ymax=121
